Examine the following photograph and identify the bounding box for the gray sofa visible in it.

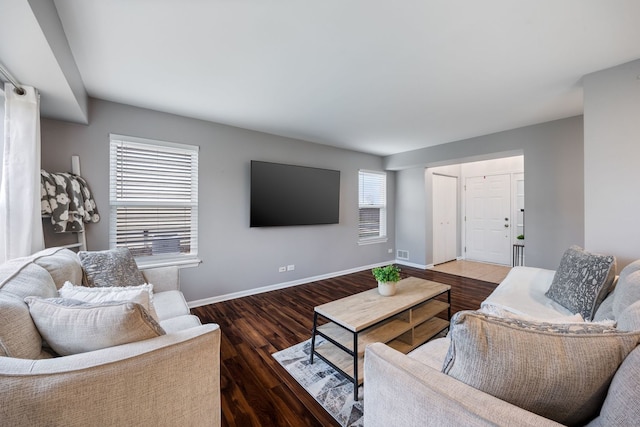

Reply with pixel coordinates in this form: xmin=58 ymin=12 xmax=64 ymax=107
xmin=0 ymin=247 xmax=221 ymax=426
xmin=365 ymin=251 xmax=640 ymax=426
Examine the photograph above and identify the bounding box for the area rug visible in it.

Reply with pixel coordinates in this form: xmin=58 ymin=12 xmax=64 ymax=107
xmin=272 ymin=338 xmax=364 ymax=427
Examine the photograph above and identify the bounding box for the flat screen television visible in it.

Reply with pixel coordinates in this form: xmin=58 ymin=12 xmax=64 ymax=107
xmin=250 ymin=161 xmax=340 ymax=227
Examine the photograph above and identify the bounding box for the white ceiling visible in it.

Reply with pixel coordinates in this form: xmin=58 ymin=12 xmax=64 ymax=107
xmin=4 ymin=1 xmax=640 ymax=156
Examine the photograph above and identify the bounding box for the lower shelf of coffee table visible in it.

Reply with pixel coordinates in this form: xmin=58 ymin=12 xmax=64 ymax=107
xmin=314 ymin=315 xmax=451 ymax=384
xmin=315 ymin=341 xmax=365 ymax=385
xmin=387 ymin=317 xmax=450 ymax=353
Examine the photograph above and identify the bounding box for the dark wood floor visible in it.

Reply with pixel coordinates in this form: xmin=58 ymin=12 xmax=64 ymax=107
xmin=191 ymin=266 xmax=499 ymax=427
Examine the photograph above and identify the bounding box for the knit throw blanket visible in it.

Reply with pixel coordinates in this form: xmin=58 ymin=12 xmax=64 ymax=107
xmin=40 ymin=170 xmax=100 ymax=233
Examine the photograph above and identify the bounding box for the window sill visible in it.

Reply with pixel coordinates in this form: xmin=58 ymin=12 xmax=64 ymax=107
xmin=358 ymin=237 xmax=388 ymax=246
xmin=135 ymin=256 xmax=202 ymax=270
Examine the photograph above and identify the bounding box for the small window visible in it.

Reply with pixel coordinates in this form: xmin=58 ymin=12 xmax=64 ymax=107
xmin=109 ymin=134 xmax=199 ymax=267
xmin=358 ymin=170 xmax=387 ymax=243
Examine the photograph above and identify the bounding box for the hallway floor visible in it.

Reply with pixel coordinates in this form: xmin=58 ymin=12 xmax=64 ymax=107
xmin=431 ymin=259 xmax=511 ymax=284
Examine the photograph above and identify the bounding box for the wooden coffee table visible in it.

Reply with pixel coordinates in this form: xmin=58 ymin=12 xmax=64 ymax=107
xmin=309 ymin=276 xmax=451 ymax=400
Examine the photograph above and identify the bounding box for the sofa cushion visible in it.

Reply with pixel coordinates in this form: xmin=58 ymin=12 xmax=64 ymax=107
xmin=25 ymin=297 xmax=165 ymax=356
xmin=442 ymin=310 xmax=640 ymax=426
xmin=59 ymin=281 xmax=159 ymax=321
xmin=593 ymin=291 xmax=615 ymax=322
xmin=586 ymin=345 xmax=640 ymax=427
xmin=0 ymin=258 xmax=58 ymax=299
xmin=407 ymin=337 xmax=450 ymax=370
xmin=613 ymin=268 xmax=640 ymax=319
xmin=545 ymin=245 xmax=616 ymax=321
xmin=0 ymin=294 xmax=42 ymax=359
xmin=617 ymin=259 xmax=640 ymax=283
xmin=78 ymin=247 xmax=145 ymax=288
xmin=32 ymin=247 xmax=83 ymax=288
xmin=616 ymin=300 xmax=640 ymax=331
xmin=159 ymin=315 xmax=202 ymax=333
xmin=153 ymin=290 xmax=191 ymax=321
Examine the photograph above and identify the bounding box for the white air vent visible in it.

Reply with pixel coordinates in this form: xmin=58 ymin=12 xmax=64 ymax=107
xmin=397 ymin=250 xmax=409 ymax=259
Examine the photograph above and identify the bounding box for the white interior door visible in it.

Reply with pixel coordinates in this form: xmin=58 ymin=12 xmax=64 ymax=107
xmin=465 ymin=174 xmax=511 ymax=265
xmin=433 ymin=174 xmax=457 ymax=265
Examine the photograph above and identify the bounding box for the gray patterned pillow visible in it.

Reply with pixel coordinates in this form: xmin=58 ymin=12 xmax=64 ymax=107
xmin=78 ymin=248 xmax=145 ymax=288
xmin=443 ymin=311 xmax=640 ymax=426
xmin=545 ymin=246 xmax=616 ymax=321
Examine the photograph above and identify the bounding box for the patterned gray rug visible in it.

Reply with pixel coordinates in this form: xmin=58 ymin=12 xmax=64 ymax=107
xmin=272 ymin=338 xmax=364 ymax=427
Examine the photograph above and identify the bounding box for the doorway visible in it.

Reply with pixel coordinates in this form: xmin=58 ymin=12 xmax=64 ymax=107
xmin=428 ymin=155 xmax=523 ymax=268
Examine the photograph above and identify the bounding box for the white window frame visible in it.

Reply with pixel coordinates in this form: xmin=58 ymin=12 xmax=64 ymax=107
xmin=109 ymin=134 xmax=200 ymax=268
xmin=358 ymin=169 xmax=388 ymax=245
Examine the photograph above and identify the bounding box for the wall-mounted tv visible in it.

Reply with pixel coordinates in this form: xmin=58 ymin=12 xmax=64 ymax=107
xmin=250 ymin=161 xmax=340 ymax=227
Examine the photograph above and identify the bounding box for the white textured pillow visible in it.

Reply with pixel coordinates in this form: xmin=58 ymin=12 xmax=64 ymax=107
xmin=24 ymin=297 xmax=165 ymax=356
xmin=59 ymin=281 xmax=159 ymax=321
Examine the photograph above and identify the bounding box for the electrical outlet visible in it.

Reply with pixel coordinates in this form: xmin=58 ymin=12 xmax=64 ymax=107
xmin=287 ymin=264 xmax=295 ymax=271
xmin=278 ymin=266 xmax=286 ymax=273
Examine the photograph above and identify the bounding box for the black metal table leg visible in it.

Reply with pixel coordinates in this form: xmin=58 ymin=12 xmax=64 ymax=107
xmin=353 ymin=332 xmax=359 ymax=401
xmin=310 ymin=312 xmax=318 ymax=364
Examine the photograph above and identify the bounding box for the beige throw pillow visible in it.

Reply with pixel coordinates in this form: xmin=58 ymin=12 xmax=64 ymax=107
xmin=25 ymin=297 xmax=165 ymax=356
xmin=33 ymin=247 xmax=83 ymax=288
xmin=0 ymin=294 xmax=43 ymax=359
xmin=59 ymin=281 xmax=159 ymax=321
xmin=443 ymin=311 xmax=640 ymax=426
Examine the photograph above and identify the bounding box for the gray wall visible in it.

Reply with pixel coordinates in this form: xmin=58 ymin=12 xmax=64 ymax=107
xmin=386 ymin=116 xmax=584 ymax=270
xmin=583 ymin=59 xmax=640 ymax=269
xmin=0 ymin=93 xmax=3 ymax=178
xmin=40 ymin=98 xmax=395 ymax=302
xmin=395 ymin=168 xmax=428 ymax=267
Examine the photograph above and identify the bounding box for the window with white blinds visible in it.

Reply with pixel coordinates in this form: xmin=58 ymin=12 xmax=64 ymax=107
xmin=109 ymin=134 xmax=199 ymax=266
xmin=358 ymin=170 xmax=387 ymax=242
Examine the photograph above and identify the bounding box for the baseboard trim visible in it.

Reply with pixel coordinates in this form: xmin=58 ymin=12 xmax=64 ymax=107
xmin=395 ymin=260 xmax=429 ymax=270
xmin=187 ymin=260 xmax=394 ymax=308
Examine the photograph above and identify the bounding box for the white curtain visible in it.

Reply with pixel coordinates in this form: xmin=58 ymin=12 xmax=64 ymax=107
xmin=0 ymin=83 xmax=44 ymax=262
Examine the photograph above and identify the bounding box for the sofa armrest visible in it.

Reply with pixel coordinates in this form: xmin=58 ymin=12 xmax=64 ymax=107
xmin=364 ymin=343 xmax=563 ymax=427
xmin=141 ymin=266 xmax=179 ymax=292
xmin=0 ymin=324 xmax=221 ymax=427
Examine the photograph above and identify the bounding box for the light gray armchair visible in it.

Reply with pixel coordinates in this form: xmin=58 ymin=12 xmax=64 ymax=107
xmin=1 ymin=324 xmax=220 ymax=426
xmin=0 ymin=247 xmax=221 ymax=426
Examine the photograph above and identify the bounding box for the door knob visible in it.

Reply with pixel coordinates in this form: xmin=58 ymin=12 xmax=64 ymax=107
xmin=504 ymin=224 xmax=509 ymax=228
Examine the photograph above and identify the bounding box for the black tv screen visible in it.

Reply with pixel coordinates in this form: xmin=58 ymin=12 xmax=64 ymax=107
xmin=250 ymin=161 xmax=340 ymax=227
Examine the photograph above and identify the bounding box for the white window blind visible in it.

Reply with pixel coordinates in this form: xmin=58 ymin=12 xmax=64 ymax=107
xmin=109 ymin=135 xmax=199 ymax=265
xmin=358 ymin=170 xmax=387 ymax=241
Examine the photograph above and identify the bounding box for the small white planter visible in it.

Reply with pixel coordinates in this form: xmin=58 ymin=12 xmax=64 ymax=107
xmin=377 ymin=281 xmax=397 ymax=296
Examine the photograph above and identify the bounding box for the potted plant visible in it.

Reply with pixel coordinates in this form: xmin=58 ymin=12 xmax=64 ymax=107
xmin=372 ymin=264 xmax=401 ymax=296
